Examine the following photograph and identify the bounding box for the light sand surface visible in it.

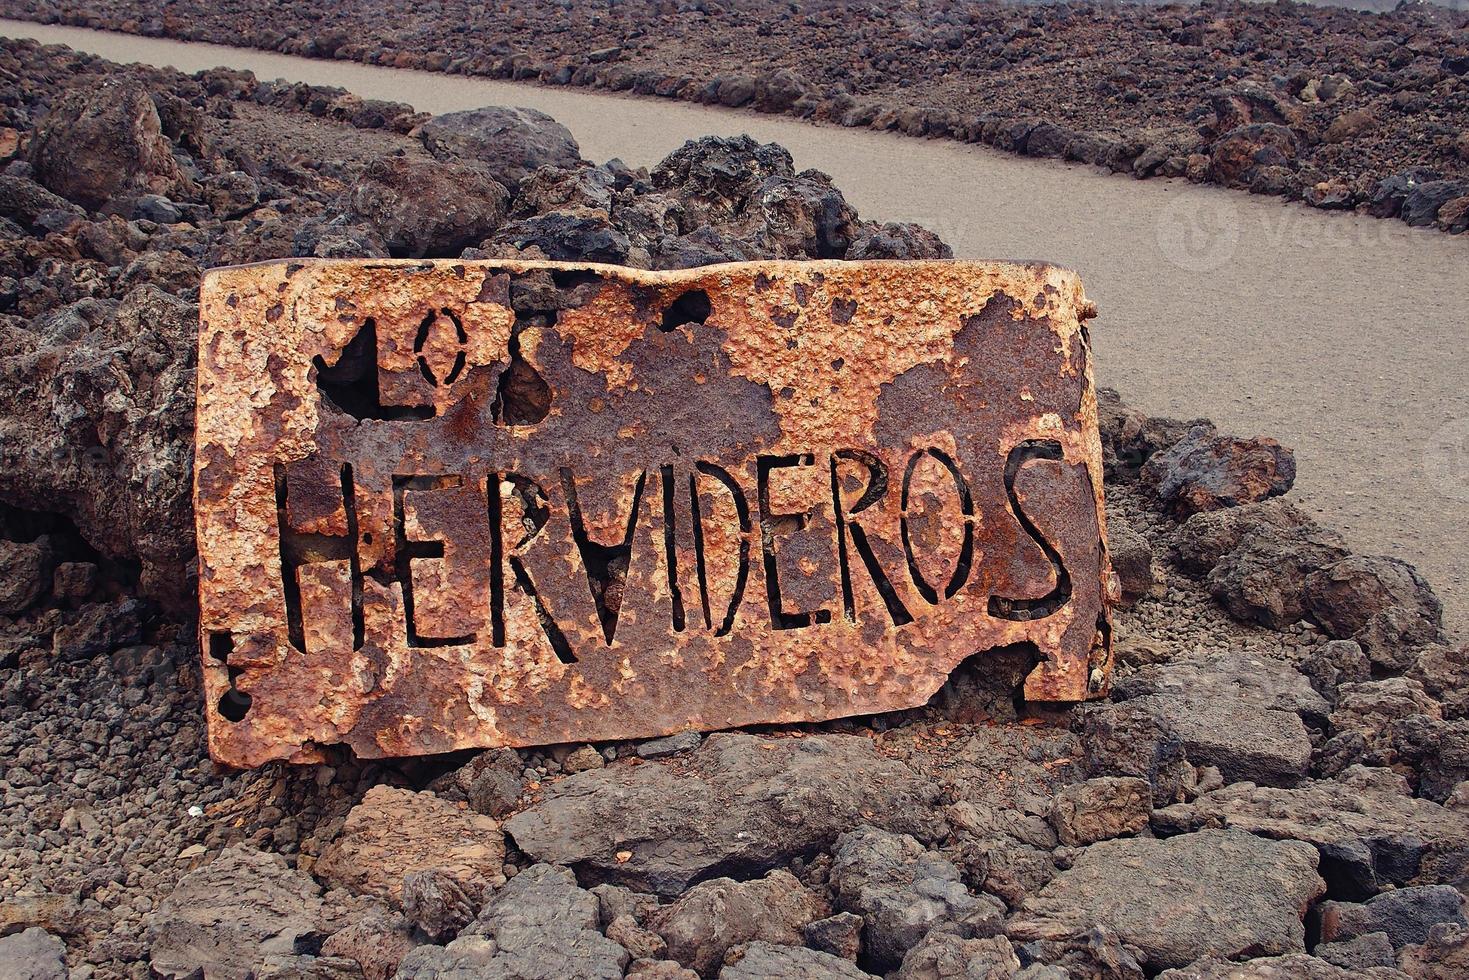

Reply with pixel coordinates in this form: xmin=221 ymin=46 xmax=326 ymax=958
xmin=6 ymin=20 xmax=1466 ymax=637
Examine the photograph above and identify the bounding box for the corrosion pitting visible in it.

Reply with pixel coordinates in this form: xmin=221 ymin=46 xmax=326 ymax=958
xmin=194 ymin=258 xmax=1116 ymax=767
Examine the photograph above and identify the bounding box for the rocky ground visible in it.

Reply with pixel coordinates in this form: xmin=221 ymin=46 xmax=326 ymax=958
xmin=4 ymin=0 xmax=1469 ymax=235
xmin=1 ymin=35 xmax=1468 ymax=980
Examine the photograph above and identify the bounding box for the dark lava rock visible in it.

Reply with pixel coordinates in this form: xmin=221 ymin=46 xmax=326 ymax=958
xmin=1106 ymin=652 xmax=1324 ymax=787
xmin=493 ymin=206 xmax=631 ymax=262
xmin=1172 ymin=498 xmax=1336 ymax=574
xmin=1401 ymin=180 xmax=1469 ymax=228
xmin=648 ymin=870 xmax=827 ymax=977
xmin=1208 ymin=123 xmax=1300 ymax=190
xmin=636 ymin=731 xmax=703 ymax=759
xmin=1108 ymin=517 xmax=1159 ymax=604
xmin=0 ymin=285 xmax=197 ymax=609
xmin=829 ymin=826 xmax=1004 ymax=971
xmin=1206 ymin=524 xmax=1350 ymax=630
xmin=892 ymin=933 xmax=1024 ymax=979
xmin=1316 ymin=885 xmax=1467 ymax=949
xmin=1409 ymin=645 xmax=1469 ymax=720
xmin=1314 ymin=930 xmax=1397 ymax=970
xmin=401 ymin=867 xmax=483 ymax=942
xmin=1141 ymin=425 xmax=1296 ymax=516
xmin=505 ymin=733 xmax=944 ymax=896
xmin=1048 ymin=776 xmax=1152 ymax=847
xmin=844 ymin=221 xmax=953 ymax=260
xmin=396 ymin=863 xmax=628 ymax=980
xmin=320 ymin=907 xmax=417 ymax=980
xmin=0 ymin=928 xmax=66 ymax=980
xmin=803 ymin=913 xmax=864 ymax=962
xmin=651 ymin=136 xmax=795 ymax=228
xmin=1008 ymin=829 xmax=1324 ymax=971
xmin=29 ymin=77 xmax=189 ymax=210
xmin=1303 ymin=555 xmax=1443 ymax=655
xmin=0 ymin=536 xmax=53 ymax=615
xmin=147 ymin=847 xmax=325 ymax=979
xmin=1076 ymin=700 xmax=1192 ymax=804
xmin=0 ymin=174 xmax=83 ymax=230
xmin=1155 ymin=953 xmax=1395 ymax=978
xmin=1398 ymin=922 xmax=1469 ymax=977
xmin=51 ymin=598 xmax=144 ymax=662
xmin=1154 ymin=766 xmax=1469 ymax=899
xmin=419 ymin=105 xmax=583 ymax=188
xmin=345 ymin=153 xmax=508 ymax=257
xmin=719 ymin=942 xmax=877 ymax=980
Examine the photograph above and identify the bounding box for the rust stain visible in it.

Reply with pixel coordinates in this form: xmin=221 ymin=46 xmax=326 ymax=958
xmin=194 ymin=259 xmax=1116 ymax=767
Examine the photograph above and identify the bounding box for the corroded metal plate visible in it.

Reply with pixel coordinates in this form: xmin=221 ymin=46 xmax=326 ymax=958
xmin=196 ymin=259 xmax=1115 ymax=767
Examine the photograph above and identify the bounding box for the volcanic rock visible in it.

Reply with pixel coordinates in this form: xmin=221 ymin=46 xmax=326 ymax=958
xmin=1207 ymin=524 xmax=1350 ymax=630
xmin=1141 ymin=425 xmax=1296 ymax=516
xmin=608 ymin=914 xmax=669 ymax=961
xmin=829 ymin=826 xmax=1005 ymax=971
xmin=1153 ymin=767 xmax=1469 ymax=899
xmin=1106 ymin=653 xmax=1321 ymax=787
xmin=0 ymin=537 xmax=53 ymax=615
xmin=0 ymin=175 xmax=83 ymax=230
xmin=1316 ymin=886 xmax=1467 ymax=949
xmin=1398 ymin=922 xmax=1469 ymax=978
xmin=1172 ymin=498 xmax=1336 ymax=574
xmin=1108 ymin=518 xmax=1160 ymax=604
xmin=401 ymin=867 xmax=484 ymax=941
xmin=1303 ymin=555 xmax=1443 ymax=656
xmin=0 ymin=284 xmax=197 ymax=609
xmin=0 ymin=928 xmax=66 ymax=980
xmin=803 ymin=913 xmax=864 ymax=962
xmin=1048 ymin=777 xmax=1152 ymax=846
xmin=505 ymin=733 xmax=944 ymax=896
xmin=1208 ymin=124 xmax=1301 ymax=190
xmin=315 ymin=785 xmax=506 ymax=904
xmin=319 ymin=906 xmax=417 ymax=980
xmin=719 ymin=942 xmax=877 ymax=980
xmin=344 ymin=153 xmax=508 ymax=257
xmin=147 ymin=846 xmax=325 ymax=979
xmin=1008 ymin=830 xmax=1324 ymax=971
xmin=28 ymin=78 xmax=188 ymax=210
xmin=395 ymin=864 xmax=628 ymax=980
xmin=1408 ymin=645 xmax=1469 ymax=720
xmin=892 ymin=932 xmax=1024 ymax=979
xmin=843 ymin=221 xmax=953 ymax=260
xmin=1315 ymin=931 xmax=1398 ymax=970
xmin=1155 ymin=953 xmax=1404 ymax=978
xmin=1076 ymin=699 xmax=1192 ymax=804
xmin=419 ymin=105 xmax=582 ymax=187
xmin=649 ymin=870 xmax=827 ymax=977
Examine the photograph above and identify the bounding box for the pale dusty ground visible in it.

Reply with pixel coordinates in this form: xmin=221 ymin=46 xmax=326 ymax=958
xmin=4 ymin=20 xmax=1466 ymax=638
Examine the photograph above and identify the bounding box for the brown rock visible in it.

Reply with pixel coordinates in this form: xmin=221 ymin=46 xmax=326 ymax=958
xmin=315 ymin=786 xmax=506 ymax=904
xmin=1141 ymin=425 xmax=1296 ymax=516
xmin=1009 ymin=830 xmax=1324 ymax=971
xmin=650 ymin=870 xmax=828 ymax=977
xmin=1048 ymin=776 xmax=1152 ymax=846
xmin=345 ymin=154 xmax=508 ymax=257
xmin=1303 ymin=555 xmax=1443 ymax=649
xmin=320 ymin=907 xmax=417 ymax=980
xmin=29 ymin=78 xmax=188 ymax=210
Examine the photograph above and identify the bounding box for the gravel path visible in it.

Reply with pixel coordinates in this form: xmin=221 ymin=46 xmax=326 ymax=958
xmin=4 ymin=19 xmax=1464 ymax=637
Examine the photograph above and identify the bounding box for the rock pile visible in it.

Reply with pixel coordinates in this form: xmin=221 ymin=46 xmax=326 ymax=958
xmin=7 ymin=0 xmax=1469 ymax=233
xmin=1 ymin=36 xmax=1466 ymax=980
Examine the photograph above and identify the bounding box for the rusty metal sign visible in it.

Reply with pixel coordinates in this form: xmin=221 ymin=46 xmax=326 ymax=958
xmin=195 ymin=259 xmax=1115 ymax=767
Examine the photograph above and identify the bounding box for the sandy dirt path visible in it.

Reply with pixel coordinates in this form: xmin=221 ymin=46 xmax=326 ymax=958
xmin=7 ymin=21 xmax=1466 ymax=637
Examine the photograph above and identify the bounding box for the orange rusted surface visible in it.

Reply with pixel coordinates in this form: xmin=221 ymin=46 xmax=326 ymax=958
xmin=195 ymin=259 xmax=1116 ymax=767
